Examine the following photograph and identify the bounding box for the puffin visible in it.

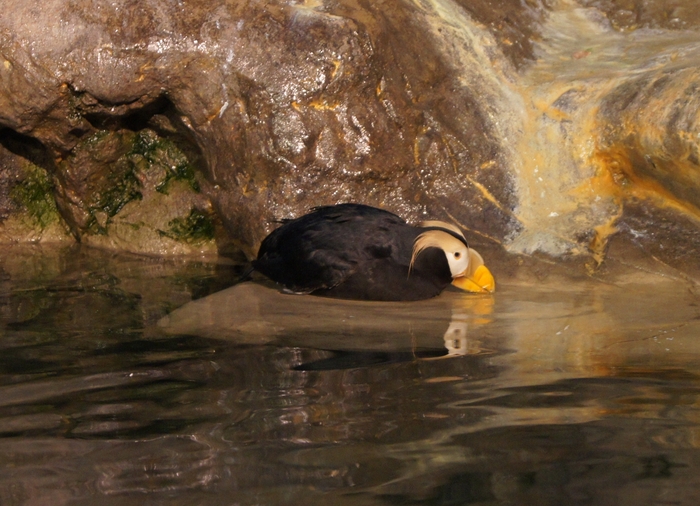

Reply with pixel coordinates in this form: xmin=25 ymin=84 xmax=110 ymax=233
xmin=253 ymin=203 xmax=495 ymax=301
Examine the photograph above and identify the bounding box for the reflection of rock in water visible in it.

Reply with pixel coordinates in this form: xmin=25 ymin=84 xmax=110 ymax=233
xmin=5 ymin=247 xmax=700 ymax=504
xmin=159 ymin=258 xmax=700 ymax=379
xmin=293 ymin=349 xmax=449 ymax=371
xmin=159 ymin=282 xmax=496 ymax=355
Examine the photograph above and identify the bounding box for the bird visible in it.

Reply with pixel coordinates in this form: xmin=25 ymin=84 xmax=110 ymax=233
xmin=252 ymin=203 xmax=495 ymax=301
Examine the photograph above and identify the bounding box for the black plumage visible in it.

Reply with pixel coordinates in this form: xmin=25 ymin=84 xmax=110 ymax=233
xmin=253 ymin=203 xmax=461 ymax=301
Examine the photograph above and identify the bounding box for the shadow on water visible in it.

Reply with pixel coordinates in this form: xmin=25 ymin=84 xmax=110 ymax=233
xmin=1 ymin=244 xmax=700 ymax=505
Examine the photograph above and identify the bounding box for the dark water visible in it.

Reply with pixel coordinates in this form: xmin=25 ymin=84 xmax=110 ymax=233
xmin=2 ymin=245 xmax=700 ymax=505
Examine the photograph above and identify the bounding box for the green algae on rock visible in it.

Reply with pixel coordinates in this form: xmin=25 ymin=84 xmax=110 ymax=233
xmin=10 ymin=162 xmax=61 ymax=231
xmin=158 ymin=208 xmax=216 ymax=246
xmin=130 ymin=130 xmax=200 ymax=196
xmin=51 ymin=128 xmax=215 ymax=255
xmin=0 ymin=158 xmax=71 ymax=243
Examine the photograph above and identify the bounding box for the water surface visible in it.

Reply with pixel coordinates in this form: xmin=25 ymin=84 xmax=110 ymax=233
xmin=1 ymin=244 xmax=700 ymax=505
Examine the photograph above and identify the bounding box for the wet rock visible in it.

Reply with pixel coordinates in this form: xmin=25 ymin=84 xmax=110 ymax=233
xmin=605 ymin=199 xmax=700 ymax=281
xmin=597 ymin=67 xmax=700 ymax=211
xmin=516 ymin=2 xmax=700 ymax=279
xmin=578 ymin=0 xmax=700 ymax=31
xmin=0 ymin=0 xmax=698 ymax=282
xmin=0 ymin=132 xmax=70 ymax=242
xmin=0 ymin=0 xmax=526 ymax=257
xmin=453 ymin=0 xmax=550 ymax=69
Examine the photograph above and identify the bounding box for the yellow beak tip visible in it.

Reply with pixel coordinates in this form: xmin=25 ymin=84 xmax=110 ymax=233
xmin=452 ymin=265 xmax=495 ymax=293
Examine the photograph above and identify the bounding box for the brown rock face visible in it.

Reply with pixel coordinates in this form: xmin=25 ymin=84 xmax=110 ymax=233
xmin=578 ymin=0 xmax=700 ymax=31
xmin=0 ymin=0 xmax=526 ymax=257
xmin=0 ymin=0 xmax=699 ymax=281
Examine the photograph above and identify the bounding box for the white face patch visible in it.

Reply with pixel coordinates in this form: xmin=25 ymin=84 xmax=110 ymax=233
xmin=410 ymin=230 xmax=470 ymax=277
xmin=444 ymin=243 xmax=470 ymax=278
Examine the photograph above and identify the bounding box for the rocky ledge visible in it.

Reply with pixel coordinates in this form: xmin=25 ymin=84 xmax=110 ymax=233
xmin=1 ymin=0 xmax=699 ymax=280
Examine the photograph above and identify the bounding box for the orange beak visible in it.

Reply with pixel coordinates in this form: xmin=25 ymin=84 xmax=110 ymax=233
xmin=451 ymin=265 xmax=495 ymax=293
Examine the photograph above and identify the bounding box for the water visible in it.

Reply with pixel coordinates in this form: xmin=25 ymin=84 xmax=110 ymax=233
xmin=1 ymin=244 xmax=700 ymax=505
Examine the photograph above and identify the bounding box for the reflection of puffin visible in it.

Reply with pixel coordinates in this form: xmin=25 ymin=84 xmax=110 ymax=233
xmin=253 ymin=203 xmax=495 ymax=301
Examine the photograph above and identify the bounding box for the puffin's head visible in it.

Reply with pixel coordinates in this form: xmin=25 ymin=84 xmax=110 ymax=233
xmin=410 ymin=221 xmax=495 ymax=293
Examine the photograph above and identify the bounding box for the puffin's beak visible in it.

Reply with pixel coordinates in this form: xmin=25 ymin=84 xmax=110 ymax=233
xmin=452 ymin=265 xmax=495 ymax=293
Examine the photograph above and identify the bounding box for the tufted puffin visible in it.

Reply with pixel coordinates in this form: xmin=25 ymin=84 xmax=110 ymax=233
xmin=252 ymin=203 xmax=495 ymax=301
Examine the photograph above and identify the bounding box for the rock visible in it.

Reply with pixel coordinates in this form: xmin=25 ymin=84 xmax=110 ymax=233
xmin=0 ymin=131 xmax=71 ymax=243
xmin=0 ymin=0 xmax=699 ymax=281
xmin=578 ymin=0 xmax=700 ymax=31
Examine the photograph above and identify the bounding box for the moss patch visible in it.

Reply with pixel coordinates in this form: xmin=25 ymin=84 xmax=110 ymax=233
xmin=158 ymin=208 xmax=215 ymax=245
xmin=130 ymin=130 xmax=200 ymax=195
xmin=85 ymin=160 xmax=143 ymax=235
xmin=79 ymin=129 xmax=201 ymax=236
xmin=10 ymin=163 xmax=61 ymax=230
xmin=59 ymin=128 xmax=212 ymax=253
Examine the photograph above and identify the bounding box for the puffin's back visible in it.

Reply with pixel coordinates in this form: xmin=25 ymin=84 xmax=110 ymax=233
xmin=254 ymin=204 xmax=413 ymax=294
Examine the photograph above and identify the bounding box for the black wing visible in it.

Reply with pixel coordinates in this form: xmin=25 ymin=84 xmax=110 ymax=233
xmin=253 ymin=204 xmax=411 ymax=293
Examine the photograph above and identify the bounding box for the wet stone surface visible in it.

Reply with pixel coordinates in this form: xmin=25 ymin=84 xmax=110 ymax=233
xmin=0 ymin=0 xmax=517 ymax=256
xmin=1 ymin=0 xmax=700 ymax=279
